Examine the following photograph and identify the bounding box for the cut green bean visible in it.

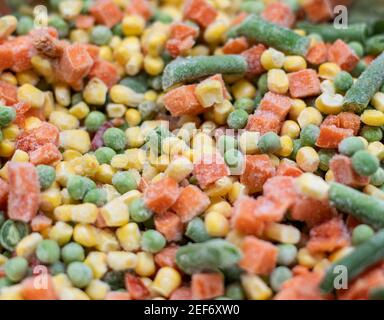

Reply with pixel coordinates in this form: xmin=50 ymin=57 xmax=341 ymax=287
xmin=320 ymin=229 xmax=384 ymax=293
xmin=365 ymin=35 xmax=384 ymax=55
xmin=343 ymin=52 xmax=384 ymax=113
xmin=162 ymin=55 xmax=247 ymax=90
xmin=329 ymin=183 xmax=384 ymax=229
xmin=229 ymin=15 xmax=310 ymax=56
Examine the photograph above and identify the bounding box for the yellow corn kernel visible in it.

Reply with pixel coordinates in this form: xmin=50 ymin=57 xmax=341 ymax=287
xmin=261 ymin=48 xmax=285 ymax=70
xmin=23 ymin=116 xmax=41 ymax=131
xmin=69 ymin=102 xmax=90 ymax=120
xmin=228 ymin=181 xmax=248 ymax=204
xmin=53 ymin=205 xmax=73 ymax=222
xmin=122 ymin=14 xmax=145 ymax=36
xmin=49 ymin=221 xmax=73 ymax=246
xmin=124 ymin=149 xmax=146 ymax=170
xmin=264 ymin=222 xmax=301 ymax=244
xmin=71 ymin=203 xmax=99 ymax=224
xmin=0 ymin=72 xmax=17 ymax=85
xmin=2 ymin=124 xmax=20 ymax=141
xmin=267 ymin=69 xmax=289 ymax=94
xmin=313 ymin=258 xmax=332 ymax=273
xmin=60 ymin=130 xmax=91 ymax=154
xmin=109 ymin=35 xmax=122 ymax=50
xmin=144 ymin=90 xmax=157 ymax=102
xmin=152 ymin=267 xmax=182 ymax=298
xmin=325 ymin=169 xmax=334 ymax=182
xmin=329 ymin=246 xmax=354 ymax=263
xmin=205 ymin=211 xmax=230 ymax=237
xmin=40 ymin=187 xmax=62 ymax=212
xmin=0 ymin=254 xmax=7 ymax=267
xmin=238 ymin=131 xmax=259 ymax=155
xmin=363 ymin=184 xmax=384 ymax=200
xmin=190 ymin=44 xmax=210 ymax=56
xmin=69 ymin=29 xmax=90 ymax=43
xmin=99 ymin=45 xmax=113 ymax=61
xmin=73 ymin=224 xmax=98 ymax=247
xmin=116 ymin=222 xmax=141 ymax=252
xmin=281 ymin=120 xmax=300 ymax=138
xmin=361 ymin=109 xmax=384 ymax=126
xmin=70 ymin=154 xmax=99 ymax=178
xmin=207 ymin=201 xmax=232 ymax=218
xmin=320 ymin=79 xmax=336 ymax=95
xmin=205 ymin=176 xmax=233 ymax=198
xmin=59 ymin=0 xmax=83 ymax=18
xmin=49 ymin=111 xmax=79 ymax=130
xmin=135 ymin=252 xmax=156 ymax=277
xmin=371 ymin=92 xmax=384 ymax=112
xmin=106 ymin=103 xmax=127 ymax=119
xmin=164 ymin=156 xmax=193 ymax=182
xmin=0 ymin=15 xmax=17 ymax=39
xmin=213 ymin=100 xmax=233 ymax=125
xmin=107 ymin=251 xmax=137 ymax=271
xmin=283 ymin=55 xmax=307 ymax=72
xmin=95 ymin=229 xmax=120 ymax=252
xmin=125 ymin=126 xmax=145 ymax=148
xmin=298 ymin=248 xmax=324 ymax=268
xmin=289 ymin=99 xmax=306 ymax=121
xmin=195 ymin=80 xmax=224 ymax=108
xmin=16 ymin=233 xmax=43 ymax=258
xmin=125 ymin=108 xmax=141 ymax=127
xmin=0 ymin=285 xmax=23 ymax=300
xmin=231 ymin=79 xmax=256 ymax=100
xmin=101 ymin=199 xmax=129 ymax=227
xmin=94 ymin=164 xmax=115 ymax=184
xmin=54 ymin=83 xmax=71 ymax=107
xmin=315 ymin=92 xmax=344 ymax=115
xmin=17 ymin=84 xmax=45 ymax=108
xmin=226 ymin=229 xmax=245 ymax=248
xmin=0 ymin=140 xmax=15 ymax=157
xmin=43 ymin=92 xmax=55 ymax=117
xmin=146 ymin=32 xmax=168 ymax=57
xmin=16 ymin=70 xmax=39 ymax=86
xmin=296 ymin=172 xmax=330 ymax=200
xmin=144 ymin=55 xmax=164 ymax=76
xmin=367 ymin=141 xmax=384 ymax=160
xmin=84 ymin=251 xmax=108 ymax=279
xmin=52 ymin=274 xmax=72 ymax=296
xmin=83 ymin=78 xmax=108 ymax=106
xmin=296 ymin=146 xmax=320 ymax=172
xmin=31 ymin=56 xmax=54 ymax=83
xmin=241 ymin=275 xmax=272 ymax=300
xmin=110 ymin=84 xmax=144 ymax=107
xmin=11 ymin=149 xmax=29 ymax=162
xmin=277 ymin=135 xmax=293 ymax=157
xmin=318 ymin=62 xmax=341 ymax=79
xmin=60 ymin=288 xmax=90 ymax=300
xmin=85 ymin=279 xmax=109 ymax=300
xmin=297 ymin=107 xmax=323 ymax=128
xmin=204 ymin=20 xmax=229 ymax=44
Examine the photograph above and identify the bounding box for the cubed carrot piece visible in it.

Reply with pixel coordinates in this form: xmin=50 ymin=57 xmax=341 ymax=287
xmin=246 ymin=111 xmax=282 ymax=135
xmin=95 ymin=212 xmax=108 ymax=229
xmin=337 ymin=112 xmax=360 ymax=135
xmin=24 ymin=107 xmax=45 ymax=122
xmin=258 ymin=92 xmax=291 ymax=120
xmin=253 ymin=196 xmax=288 ymax=223
xmin=306 ymin=42 xmax=328 ymax=65
xmin=75 ymin=15 xmax=95 ymax=29
xmin=31 ymin=214 xmax=53 ymax=232
xmin=240 ymin=154 xmax=275 ymax=194
xmin=0 ymin=80 xmax=17 ymax=105
xmin=239 ymin=236 xmax=278 ymax=275
xmin=90 ymin=0 xmax=123 ymax=27
xmin=183 ymin=0 xmax=218 ymax=28
xmin=29 ymin=143 xmax=63 ymax=166
xmin=288 ymin=69 xmax=321 ymax=98
xmin=261 ymin=2 xmax=296 ymax=28
xmin=8 ymin=162 xmax=40 ymax=223
xmin=290 ymin=195 xmax=336 ymax=227
xmin=170 ymin=286 xmax=192 ymax=300
xmin=166 ymin=37 xmax=195 ymax=58
xmin=263 ymin=176 xmax=298 ymax=208
xmin=302 ymin=0 xmax=333 ymax=23
xmin=126 ymin=0 xmax=153 ymax=20
xmin=12 ymin=101 xmax=31 ymax=127
xmin=0 ymin=178 xmax=8 ymax=207
xmin=144 ymin=177 xmax=181 ymax=214
xmin=191 ymin=273 xmax=224 ymax=300
xmin=163 ymin=84 xmax=206 ymax=116
xmin=169 ymin=22 xmax=199 ymax=40
xmin=154 ymin=211 xmax=183 ymax=242
xmin=222 ymin=37 xmax=249 ymax=54
xmin=84 ymin=44 xmax=100 ymax=61
xmin=193 ymin=153 xmax=230 ymax=189
xmin=307 ymin=217 xmax=350 ymax=254
xmin=89 ymin=59 xmax=120 ymax=88
xmin=105 ymin=292 xmax=131 ymax=300
xmin=124 ymin=273 xmax=150 ymax=300
xmin=328 ymin=39 xmax=360 ymax=72
xmin=154 ymin=244 xmax=179 ymax=268
xmin=276 ymin=160 xmax=303 ymax=177
xmin=363 ymin=55 xmax=375 ymax=65
xmin=59 ymin=44 xmax=93 ymax=84
xmin=291 ymin=265 xmax=310 ymax=277
xmin=316 ymin=125 xmax=353 ymax=149
xmin=321 ymin=114 xmax=340 ymax=127
xmin=9 ymin=36 xmax=35 ymax=73
xmin=329 ymin=155 xmax=369 ymax=188
xmin=231 ymin=12 xmax=248 ymax=26
xmin=241 ymin=44 xmax=266 ymax=77
xmin=171 ymin=185 xmax=210 ymax=223
xmin=0 ymin=44 xmax=13 ymax=72
xmin=21 ymin=276 xmax=57 ymax=300
xmin=31 ymin=27 xmax=64 ymax=59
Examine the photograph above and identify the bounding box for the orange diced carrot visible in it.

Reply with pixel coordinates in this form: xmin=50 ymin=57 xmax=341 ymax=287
xmin=169 ymin=22 xmax=199 ymax=40
xmin=89 ymin=59 xmax=120 ymax=88
xmin=337 ymin=112 xmax=361 ymax=135
xmin=231 ymin=12 xmax=248 ymax=26
xmin=363 ymin=55 xmax=375 ymax=65
xmin=21 ymin=276 xmax=57 ymax=300
xmin=276 ymin=160 xmax=303 ymax=177
xmin=240 ymin=154 xmax=275 ymax=194
xmin=241 ymin=44 xmax=266 ymax=77
xmin=31 ymin=27 xmax=64 ymax=59
xmin=291 ymin=265 xmax=310 ymax=277
xmin=84 ymin=44 xmax=100 ymax=61
xmin=322 ymin=114 xmax=339 ymax=127
xmin=154 ymin=211 xmax=183 ymax=241
xmin=170 ymin=286 xmax=192 ymax=300
xmin=193 ymin=153 xmax=230 ymax=189
xmin=288 ymin=69 xmax=321 ymax=98
xmin=126 ymin=0 xmax=153 ymax=21
xmin=12 ymin=101 xmax=31 ymax=127
xmin=154 ymin=244 xmax=179 ymax=269
xmin=29 ymin=143 xmax=62 ymax=166
xmin=191 ymin=273 xmax=224 ymax=300
xmin=0 ymin=44 xmax=13 ymax=72
xmin=8 ymin=162 xmax=40 ymax=223
xmin=261 ymin=2 xmax=296 ymax=28
xmin=166 ymin=37 xmax=195 ymax=58
xmin=24 ymin=107 xmax=45 ymax=122
xmin=0 ymin=178 xmax=8 ymax=207
xmin=246 ymin=111 xmax=282 ymax=135
xmin=90 ymin=0 xmax=123 ymax=27
xmin=31 ymin=214 xmax=52 ymax=232
xmin=302 ymin=0 xmax=333 ymax=23
xmin=222 ymin=37 xmax=249 ymax=54
xmin=306 ymin=42 xmax=328 ymax=65
xmin=254 ymin=196 xmax=288 ymax=223
xmin=163 ymin=84 xmax=206 ymax=116
xmin=144 ymin=177 xmax=181 ymax=214
xmin=95 ymin=212 xmax=108 ymax=229
xmin=125 ymin=273 xmax=150 ymax=300
xmin=346 ymin=215 xmax=361 ymax=230
xmin=328 ymin=39 xmax=360 ymax=72
xmin=307 ymin=217 xmax=350 ymax=254
xmin=258 ymin=92 xmax=291 ymax=120
xmin=9 ymin=36 xmax=35 ymax=73
xmin=75 ymin=15 xmax=95 ymax=29
xmin=329 ymin=154 xmax=370 ymax=188
xmin=316 ymin=125 xmax=353 ymax=149
xmin=165 ymin=22 xmax=198 ymax=57
xmin=263 ymin=176 xmax=297 ymax=208
xmin=0 ymin=80 xmax=17 ymax=105
xmin=183 ymin=0 xmax=218 ymax=28
xmin=105 ymin=292 xmax=131 ymax=300
xmin=171 ymin=185 xmax=210 ymax=223
xmin=239 ymin=236 xmax=278 ymax=275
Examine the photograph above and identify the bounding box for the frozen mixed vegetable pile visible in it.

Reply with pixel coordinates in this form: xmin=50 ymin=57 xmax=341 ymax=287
xmin=0 ymin=0 xmax=384 ymax=300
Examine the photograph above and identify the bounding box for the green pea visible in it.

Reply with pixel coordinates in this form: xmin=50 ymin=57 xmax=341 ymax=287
xmin=234 ymin=98 xmax=254 ymax=114
xmin=334 ymin=71 xmax=354 ymax=93
xmin=224 ymin=149 xmax=243 ymax=169
xmin=366 ymin=35 xmax=384 ymax=56
xmin=277 ymin=244 xmax=297 ymax=266
xmin=50 ymin=261 xmax=66 ymax=275
xmin=103 ymin=128 xmax=127 ymax=151
xmin=91 ymin=25 xmax=113 ymax=46
xmin=351 ymin=150 xmax=379 ymax=176
xmin=36 ymin=240 xmax=60 ymax=264
xmin=138 ymin=101 xmax=158 ymax=121
xmin=290 ymin=139 xmax=302 ymax=160
xmin=71 ymin=93 xmax=83 ymax=106
xmin=147 ymin=75 xmax=162 ymax=91
xmin=351 ymin=60 xmax=366 ymax=78
xmin=258 ymin=132 xmax=281 ymax=154
xmin=145 ymin=125 xmax=171 ymax=156
xmin=153 ymin=9 xmax=173 ymax=23
xmin=4 ymin=257 xmax=28 ymax=282
xmin=240 ymin=1 xmax=265 ymax=14
xmin=360 ymin=125 xmax=383 ymax=142
xmin=102 ymin=271 xmax=125 ymax=290
xmin=352 ymin=224 xmax=375 ymax=246
xmin=270 ymin=266 xmax=292 ymax=291
xmin=185 ymin=217 xmax=211 ymax=243
xmin=225 ymin=282 xmax=245 ymax=300
xmin=0 ymin=220 xmax=29 ymax=251
xmin=141 ymin=230 xmax=166 ymax=253
xmin=112 ymin=171 xmax=138 ymax=194
xmin=129 ymin=198 xmax=152 ymax=223
xmin=95 ymin=147 xmax=116 ymax=164
xmin=17 ymin=16 xmax=34 ymax=35
xmin=0 ymin=106 xmax=16 ymax=127
xmin=257 ymin=73 xmax=268 ymax=95
xmin=227 ymin=109 xmax=248 ymax=129
xmin=308 ymin=33 xmax=323 ymax=43
xmin=85 ymin=111 xmax=106 ymax=132
xmin=348 ymin=41 xmax=364 ymax=58
xmin=83 ymin=188 xmax=107 ymax=207
xmin=371 ymin=167 xmax=384 ymax=187
xmin=300 ymin=124 xmax=320 ymax=147
xmin=67 ymin=262 xmax=93 ymax=288
xmin=217 ymin=135 xmax=238 ymax=154
xmin=81 ymin=0 xmax=94 ymax=13
xmin=221 ymin=265 xmax=243 ymax=282
xmin=338 ymin=136 xmax=365 ymax=156
xmin=36 ymin=165 xmax=56 ymax=190
xmin=318 ymin=149 xmax=336 ymax=171
xmin=48 ymin=15 xmax=69 ymax=38
xmin=61 ymin=242 xmax=85 ymax=264
xmin=112 ymin=23 xmax=123 ymax=37
xmin=67 ymin=175 xmax=96 ymax=200
xmin=0 ymin=277 xmax=14 ymax=289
